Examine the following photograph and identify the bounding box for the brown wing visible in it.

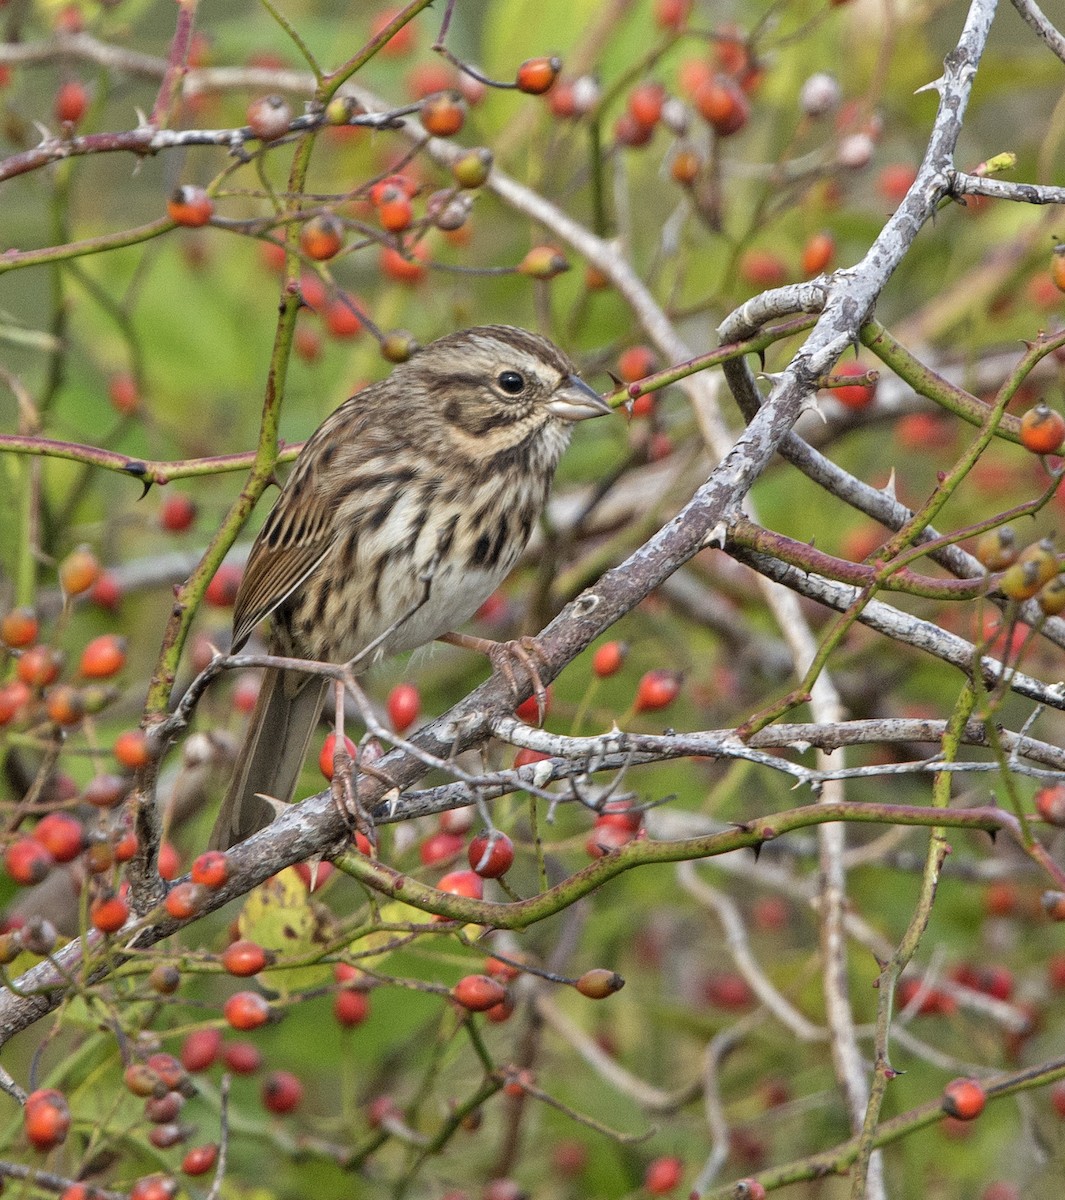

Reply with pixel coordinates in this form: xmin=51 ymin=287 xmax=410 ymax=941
xmin=231 ymin=459 xmax=338 ymax=652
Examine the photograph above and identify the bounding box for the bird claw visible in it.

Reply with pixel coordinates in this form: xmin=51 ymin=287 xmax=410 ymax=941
xmin=489 ymin=636 xmax=550 ymax=725
xmin=328 ymin=741 xmax=378 ymax=852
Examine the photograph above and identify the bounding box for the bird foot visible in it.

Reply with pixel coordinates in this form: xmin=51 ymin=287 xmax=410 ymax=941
xmin=439 ymin=630 xmax=550 ymax=724
xmin=328 ymin=737 xmax=379 ymax=852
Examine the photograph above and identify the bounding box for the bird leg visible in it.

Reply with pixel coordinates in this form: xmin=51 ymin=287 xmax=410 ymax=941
xmin=328 ymin=681 xmax=377 ymax=850
xmin=438 ymin=631 xmax=551 ymax=724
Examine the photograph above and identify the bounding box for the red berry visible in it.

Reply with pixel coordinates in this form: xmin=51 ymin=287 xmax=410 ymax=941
xmin=107 ymin=371 xmax=139 ymax=414
xmin=191 ymin=850 xmax=230 ymax=889
xmin=877 ymin=162 xmax=918 ymax=205
xmin=0 ymin=680 xmax=30 ymax=725
xmin=167 ymin=185 xmax=213 ymax=227
xmin=334 ymin=988 xmax=370 ymax=1027
xmin=644 ymin=1155 xmax=684 ymax=1194
xmin=223 ymin=991 xmax=271 ymax=1030
xmin=380 ymin=243 xmax=428 ymax=283
xmin=5 ymin=838 xmax=54 ymax=885
xmin=585 ymin=820 xmax=636 ymax=858
xmin=33 ymin=813 xmax=84 ymax=862
xmin=79 ymin=633 xmax=127 ymax=678
xmin=617 ymin=345 xmax=656 ymax=383
xmin=1 ymin=606 xmax=38 ymax=647
xmin=514 ymin=747 xmax=550 ymax=769
xmin=942 ymin=1077 xmax=986 ymax=1120
xmin=205 ymin=563 xmax=242 ymax=607
xmin=828 ymin=359 xmax=877 ymax=409
xmin=704 ymin=971 xmax=754 ymax=1010
xmin=17 ymin=644 xmax=63 ymax=687
xmin=54 ymin=80 xmax=88 ymax=125
xmin=654 ymin=0 xmax=692 ymax=30
xmin=319 ymin=731 xmax=357 ymax=780
xmin=376 ymin=184 xmax=414 ymax=233
xmin=180 ymin=1027 xmax=222 ymax=1072
xmin=452 ymin=973 xmax=507 ymax=1011
xmin=129 ymin=1175 xmax=178 ymax=1200
xmin=627 ymin=82 xmax=666 ymax=129
xmin=221 ymin=940 xmax=271 ymax=977
xmin=515 ymin=685 xmax=551 ymax=723
xmin=164 ymin=881 xmax=205 ymax=921
xmin=1051 ymin=1080 xmax=1065 ymax=1118
xmin=634 ymin=669 xmax=681 ymax=713
xmin=261 ymin=1070 xmax=303 ymax=1114
xmin=45 ymin=682 xmax=86 ymax=725
xmin=181 ymin=1143 xmax=218 ymax=1176
xmin=160 ymin=492 xmax=197 ymax=533
xmin=388 ymin=682 xmax=421 ymax=733
xmin=437 ymin=869 xmax=484 ymax=900
xmin=157 ymin=841 xmax=180 ymax=880
xmin=468 ymin=831 xmax=514 ymax=878
xmin=515 ymin=56 xmax=561 ymax=95
xmin=222 ymin=1041 xmax=262 ymax=1074
xmin=325 ymin=294 xmax=363 ymax=338
xmin=90 ymin=571 xmax=122 ymax=610
xmin=670 ymin=147 xmax=701 ymax=185
xmin=370 ymin=7 xmax=418 ymax=56
xmin=739 ymin=249 xmax=787 ymax=288
xmin=420 ymin=830 xmax=465 ymax=866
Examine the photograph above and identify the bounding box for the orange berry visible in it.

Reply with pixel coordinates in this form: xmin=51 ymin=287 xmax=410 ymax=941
xmin=518 ymin=246 xmax=570 ymax=279
xmin=575 ymin=968 xmax=624 ymax=998
xmin=801 ymin=231 xmax=835 ymax=276
xmin=223 ymin=991 xmax=270 ymax=1030
xmin=25 ymin=1088 xmax=71 ymax=1151
xmin=1 ymin=606 xmax=38 ymax=648
xmin=617 ymin=345 xmax=656 ymax=383
xmin=54 ymin=80 xmax=88 ymax=125
xmin=167 ymin=185 xmax=213 ymax=227
xmin=592 ymin=641 xmax=627 ymax=677
xmin=406 ymin=61 xmax=455 ymax=100
xmin=515 ymin=56 xmax=561 ymax=95
xmin=380 ymin=243 xmax=428 ymax=283
xmin=375 ymin=184 xmax=414 ymax=233
xmin=627 ymin=82 xmax=666 ymax=129
xmin=114 ymin=728 xmax=151 ymax=769
xmin=0 ymin=680 xmax=30 ymax=725
xmin=45 ymin=683 xmax=85 ymax=726
xmin=694 ymin=75 xmax=749 ymax=136
xmin=421 ymin=90 xmax=466 ymax=137
xmin=669 ymin=146 xmax=701 ymax=185
xmin=877 ymin=162 xmax=918 ymax=205
xmin=79 ymin=633 xmax=127 ymax=678
xmin=437 ymin=869 xmax=484 ymax=899
xmin=90 ymin=891 xmax=130 ymax=933
xmin=113 ymin=832 xmax=138 ymax=862
xmin=1051 ymin=245 xmax=1065 ymax=293
xmin=59 ymin=545 xmax=101 ymax=596
xmin=654 ymin=0 xmax=692 ymax=30
xmin=941 ymin=1077 xmax=986 ymax=1120
xmin=1019 ymin=402 xmax=1065 ymax=454
xmin=300 ymin=213 xmax=344 ymax=261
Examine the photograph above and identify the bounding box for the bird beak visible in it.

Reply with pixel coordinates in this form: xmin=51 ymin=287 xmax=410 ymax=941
xmin=547 ymin=374 xmax=613 ymax=422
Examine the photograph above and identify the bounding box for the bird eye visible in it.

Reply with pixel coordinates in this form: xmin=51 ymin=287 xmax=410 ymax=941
xmin=497 ymin=370 xmax=526 ymax=395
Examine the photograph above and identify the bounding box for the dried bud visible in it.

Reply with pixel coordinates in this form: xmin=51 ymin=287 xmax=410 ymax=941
xmin=799 ymin=72 xmax=842 ymax=118
xmin=660 ymin=96 xmax=690 ymax=136
xmin=837 ymin=132 xmax=875 ymax=170
xmin=570 ymin=74 xmax=601 ymax=115
xmin=427 ymin=189 xmax=472 ymax=231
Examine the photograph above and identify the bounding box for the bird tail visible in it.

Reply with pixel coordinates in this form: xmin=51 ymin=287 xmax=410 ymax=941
xmin=209 ymin=668 xmax=329 ymax=850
